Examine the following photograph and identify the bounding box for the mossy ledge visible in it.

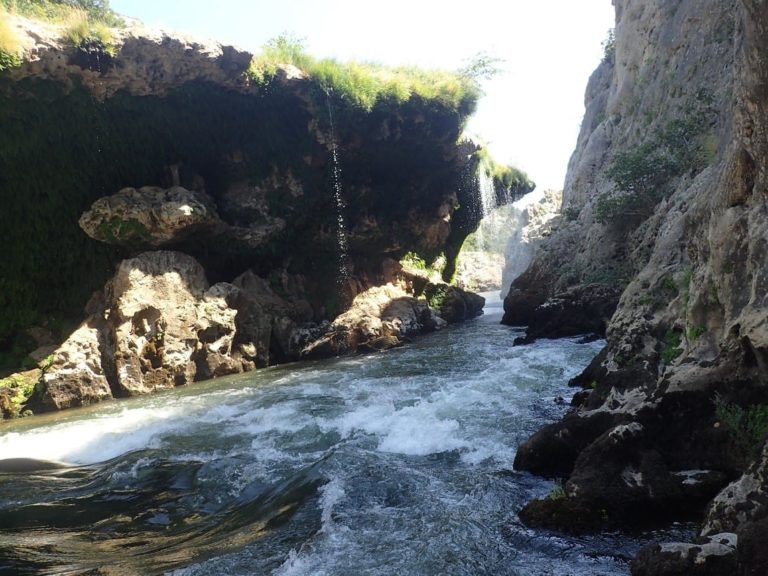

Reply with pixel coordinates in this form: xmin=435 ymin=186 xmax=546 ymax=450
xmin=0 ymin=13 xmax=533 ymax=412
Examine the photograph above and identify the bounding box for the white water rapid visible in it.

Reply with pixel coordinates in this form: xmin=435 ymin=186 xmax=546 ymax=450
xmin=0 ymin=294 xmax=691 ymax=575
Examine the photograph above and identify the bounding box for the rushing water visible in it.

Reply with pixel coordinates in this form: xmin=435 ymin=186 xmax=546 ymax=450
xmin=0 ymin=295 xmax=690 ymax=575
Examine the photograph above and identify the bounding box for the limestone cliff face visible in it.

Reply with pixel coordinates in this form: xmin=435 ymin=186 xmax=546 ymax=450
xmin=512 ymin=0 xmax=768 ymax=571
xmin=0 ymin=16 xmax=523 ymax=414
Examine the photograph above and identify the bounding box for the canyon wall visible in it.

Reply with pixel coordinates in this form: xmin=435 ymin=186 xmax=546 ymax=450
xmin=510 ymin=0 xmax=768 ymax=572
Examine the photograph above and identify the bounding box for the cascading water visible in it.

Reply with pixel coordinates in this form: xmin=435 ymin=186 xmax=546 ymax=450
xmin=0 ymin=295 xmax=693 ymax=575
xmin=325 ymin=92 xmax=351 ymax=286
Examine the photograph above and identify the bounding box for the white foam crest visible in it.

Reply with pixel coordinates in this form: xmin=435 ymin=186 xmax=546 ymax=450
xmin=319 ymin=477 xmax=346 ymax=531
xmin=320 ymin=400 xmax=469 ymax=456
xmin=227 ymin=404 xmax=316 ymax=439
xmin=0 ymin=404 xmax=191 ymax=464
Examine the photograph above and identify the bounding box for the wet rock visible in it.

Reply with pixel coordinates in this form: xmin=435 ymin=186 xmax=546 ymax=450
xmin=631 ymin=533 xmax=737 ymax=576
xmin=737 ymin=516 xmax=768 ymax=576
xmin=511 ymin=284 xmax=621 ymax=344
xmin=79 ymin=186 xmax=221 ymax=247
xmin=518 ymin=495 xmax=608 ymax=535
xmin=514 ymin=411 xmax=617 ymax=478
xmin=301 ymin=284 xmax=437 ymax=359
xmin=424 ymin=283 xmax=484 ymax=324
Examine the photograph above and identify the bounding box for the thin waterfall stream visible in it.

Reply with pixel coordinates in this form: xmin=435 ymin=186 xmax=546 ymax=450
xmin=0 ymin=294 xmax=693 ymax=575
xmin=325 ymin=92 xmax=351 ymax=285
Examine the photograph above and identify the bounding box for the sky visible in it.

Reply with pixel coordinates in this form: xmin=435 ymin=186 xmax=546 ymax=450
xmin=110 ymin=0 xmax=615 ymax=191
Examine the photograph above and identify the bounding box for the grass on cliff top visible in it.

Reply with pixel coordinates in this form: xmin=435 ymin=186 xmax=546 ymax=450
xmin=1 ymin=0 xmax=122 ymax=58
xmin=1 ymin=0 xmax=123 ymax=26
xmin=249 ymin=34 xmax=485 ymax=112
xmin=0 ymin=8 xmax=22 ymax=70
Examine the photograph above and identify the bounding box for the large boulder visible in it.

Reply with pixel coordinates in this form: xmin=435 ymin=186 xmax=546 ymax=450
xmin=34 ymin=251 xmax=246 ymax=406
xmin=79 ymin=186 xmax=221 ymax=247
xmin=510 ymin=283 xmax=621 ymax=344
xmin=106 ymin=251 xmax=243 ymax=395
xmin=38 ymin=319 xmax=113 ymax=410
xmin=301 ymin=284 xmax=441 ymax=359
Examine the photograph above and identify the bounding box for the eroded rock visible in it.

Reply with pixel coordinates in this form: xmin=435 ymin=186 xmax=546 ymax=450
xmin=79 ymin=186 xmax=221 ymax=247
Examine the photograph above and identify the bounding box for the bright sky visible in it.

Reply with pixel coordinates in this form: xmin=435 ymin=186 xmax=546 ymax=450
xmin=110 ymin=0 xmax=615 ymax=191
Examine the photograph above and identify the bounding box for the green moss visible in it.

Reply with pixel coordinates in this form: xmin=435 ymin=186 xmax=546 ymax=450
xmin=0 ymin=369 xmax=40 ymax=417
xmin=661 ymin=330 xmax=683 ymax=363
xmin=95 ymin=217 xmax=150 ymax=244
xmin=685 ymin=325 xmax=706 ymax=342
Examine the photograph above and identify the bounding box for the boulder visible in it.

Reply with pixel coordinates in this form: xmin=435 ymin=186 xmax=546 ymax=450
xmin=424 ymin=283 xmax=485 ymax=324
xmin=631 ymin=534 xmax=738 ymax=576
xmin=39 ymin=319 xmax=114 ymax=409
xmin=512 ymin=283 xmax=621 ymax=344
xmin=79 ymin=186 xmax=221 ymax=247
xmin=301 ymin=284 xmax=440 ymax=359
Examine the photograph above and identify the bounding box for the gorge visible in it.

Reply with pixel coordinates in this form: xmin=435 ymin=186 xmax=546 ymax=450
xmin=1 ymin=0 xmax=768 ymax=574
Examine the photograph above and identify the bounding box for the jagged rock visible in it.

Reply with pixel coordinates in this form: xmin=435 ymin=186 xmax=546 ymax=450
xmin=79 ymin=186 xmax=221 ymax=247
xmin=631 ymin=533 xmax=738 ymax=576
xmin=513 ymin=1 xmax=768 ymax=562
xmin=510 ymin=283 xmax=621 ymax=344
xmin=106 ymin=251 xmax=244 ymax=395
xmin=702 ymin=440 xmax=768 ymax=537
xmin=232 ymin=270 xmax=316 ymax=366
xmin=39 ymin=319 xmax=113 ymax=409
xmin=301 ymin=284 xmax=438 ymax=359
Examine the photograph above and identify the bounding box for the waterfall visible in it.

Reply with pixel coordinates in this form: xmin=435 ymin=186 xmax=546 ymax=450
xmin=325 ymin=93 xmax=351 ymax=285
xmin=500 ymin=203 xmax=532 ymax=296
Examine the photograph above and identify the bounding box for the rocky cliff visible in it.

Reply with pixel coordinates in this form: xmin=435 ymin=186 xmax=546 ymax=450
xmin=0 ymin=13 xmax=531 ymax=416
xmin=510 ymin=0 xmax=768 ymax=572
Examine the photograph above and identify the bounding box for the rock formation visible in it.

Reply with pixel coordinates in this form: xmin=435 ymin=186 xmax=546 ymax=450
xmin=0 ymin=13 xmax=519 ymax=416
xmin=510 ymin=0 xmax=768 ymax=572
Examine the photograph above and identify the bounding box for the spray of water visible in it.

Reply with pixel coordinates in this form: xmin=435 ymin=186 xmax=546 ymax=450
xmin=325 ymin=92 xmax=351 ymax=286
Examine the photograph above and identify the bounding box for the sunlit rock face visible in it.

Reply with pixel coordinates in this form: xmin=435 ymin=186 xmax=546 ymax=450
xmin=513 ymin=0 xmax=768 ymax=571
xmin=79 ymin=186 xmax=222 ymax=247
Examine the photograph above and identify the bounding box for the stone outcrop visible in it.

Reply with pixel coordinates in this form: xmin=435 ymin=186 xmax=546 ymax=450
xmin=512 ymin=0 xmax=768 ymax=572
xmin=79 ymin=186 xmax=221 ymax=247
xmin=27 ymin=250 xmax=485 ymax=410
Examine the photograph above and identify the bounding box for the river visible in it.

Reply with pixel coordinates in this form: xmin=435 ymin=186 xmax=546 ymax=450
xmin=0 ymin=293 xmax=690 ymax=575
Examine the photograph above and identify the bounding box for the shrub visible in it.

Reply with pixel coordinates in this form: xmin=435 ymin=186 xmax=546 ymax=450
xmin=661 ymin=330 xmax=683 ymax=363
xmin=602 ymin=28 xmax=615 ymax=63
xmin=596 ymin=92 xmax=717 ymax=226
xmin=714 ymin=394 xmax=768 ymax=461
xmin=0 ymin=9 xmax=22 ymax=71
xmin=63 ymin=9 xmax=116 ymax=54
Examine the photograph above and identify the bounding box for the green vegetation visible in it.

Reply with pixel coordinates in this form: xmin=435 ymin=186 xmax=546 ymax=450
xmin=661 ymin=330 xmax=683 ymax=363
xmin=714 ymin=394 xmax=768 ymax=461
xmin=547 ymin=480 xmax=567 ymax=501
xmin=475 ymin=146 xmax=534 ymax=196
xmin=399 ymin=251 xmax=444 ymax=283
xmin=685 ymin=325 xmax=706 ymax=342
xmin=595 ymin=90 xmax=717 ymax=225
xmin=248 ymin=34 xmax=482 ymax=113
xmin=1 ymin=0 xmax=123 ymax=26
xmin=63 ymin=11 xmax=116 ymax=54
xmin=563 ymin=204 xmax=581 ymax=221
xmin=602 ymin=28 xmax=615 ymax=63
xmin=0 ymin=8 xmax=22 ymax=71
